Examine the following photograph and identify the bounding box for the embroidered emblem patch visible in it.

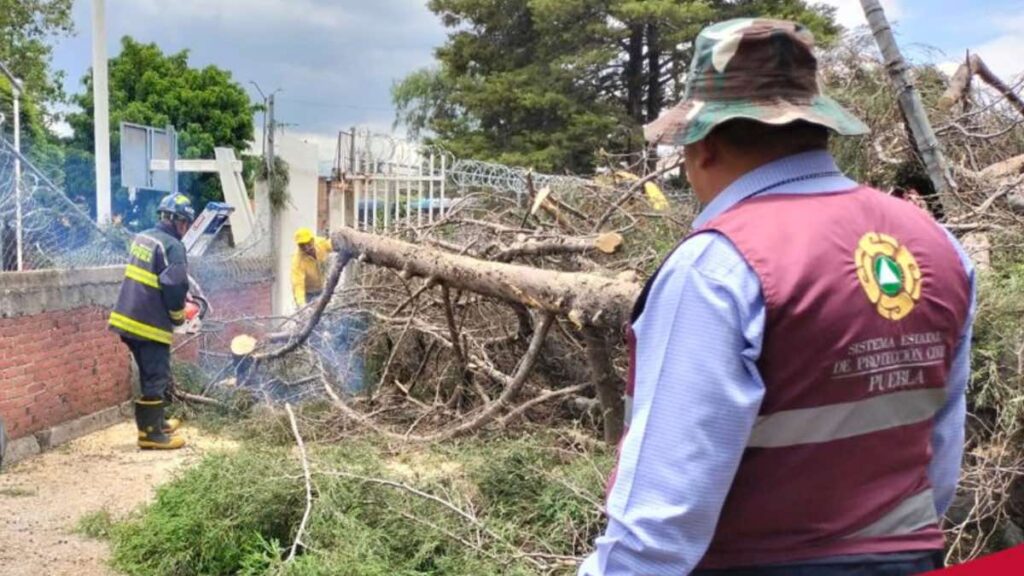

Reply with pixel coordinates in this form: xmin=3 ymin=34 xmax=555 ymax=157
xmin=855 ymin=232 xmax=922 ymax=321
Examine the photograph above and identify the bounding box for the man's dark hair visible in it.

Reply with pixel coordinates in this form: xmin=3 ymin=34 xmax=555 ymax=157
xmin=709 ymin=119 xmax=830 ymax=156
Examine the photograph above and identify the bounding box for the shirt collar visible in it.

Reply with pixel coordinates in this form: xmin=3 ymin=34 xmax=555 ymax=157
xmin=691 ymin=150 xmax=856 ymax=229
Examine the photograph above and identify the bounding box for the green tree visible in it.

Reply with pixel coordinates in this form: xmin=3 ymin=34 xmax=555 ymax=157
xmin=394 ymin=0 xmax=839 ymax=172
xmin=66 ymin=37 xmax=256 ymax=225
xmin=0 ymin=0 xmax=74 ymax=177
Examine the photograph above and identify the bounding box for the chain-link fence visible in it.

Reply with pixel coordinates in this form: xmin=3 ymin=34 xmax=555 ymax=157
xmin=0 ymin=129 xmax=277 ymax=273
xmin=0 ymin=134 xmax=129 ymax=271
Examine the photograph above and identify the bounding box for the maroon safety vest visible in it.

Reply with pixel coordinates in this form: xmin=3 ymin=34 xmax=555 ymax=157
xmin=614 ymin=187 xmax=970 ymax=568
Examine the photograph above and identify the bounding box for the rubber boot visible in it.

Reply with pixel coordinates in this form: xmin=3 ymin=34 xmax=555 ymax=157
xmin=163 ymin=417 xmax=181 ymax=434
xmin=135 ymin=400 xmax=186 ymax=450
xmin=161 ymin=394 xmax=181 ymax=434
xmin=162 ymin=401 xmax=181 ymax=434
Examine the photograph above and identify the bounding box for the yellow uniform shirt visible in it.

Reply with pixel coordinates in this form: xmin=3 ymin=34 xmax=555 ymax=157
xmin=290 ymin=236 xmax=333 ymax=306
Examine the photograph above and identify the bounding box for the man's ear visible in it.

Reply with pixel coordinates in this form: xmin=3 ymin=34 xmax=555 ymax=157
xmin=696 ymin=135 xmax=720 ymax=170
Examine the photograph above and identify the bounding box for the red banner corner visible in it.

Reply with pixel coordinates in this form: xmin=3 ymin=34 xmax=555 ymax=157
xmin=927 ymin=545 xmax=1024 ymax=574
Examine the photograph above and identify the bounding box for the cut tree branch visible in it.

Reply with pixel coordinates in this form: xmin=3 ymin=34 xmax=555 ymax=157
xmin=968 ymin=53 xmax=1024 ymax=120
xmin=285 ymin=403 xmax=314 ymax=563
xmin=492 ymin=233 xmax=623 ymax=263
xmin=253 ymin=253 xmax=351 ymax=361
xmin=582 ymin=328 xmax=625 ymax=443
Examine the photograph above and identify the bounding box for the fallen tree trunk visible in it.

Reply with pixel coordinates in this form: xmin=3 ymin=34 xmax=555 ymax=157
xmin=980 ymin=154 xmax=1024 ymax=180
xmin=330 ymin=228 xmax=641 ymax=329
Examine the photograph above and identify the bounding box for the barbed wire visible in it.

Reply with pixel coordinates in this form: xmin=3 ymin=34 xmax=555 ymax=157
xmin=0 ymin=135 xmax=129 ymax=270
xmin=338 ymin=127 xmax=687 ymax=205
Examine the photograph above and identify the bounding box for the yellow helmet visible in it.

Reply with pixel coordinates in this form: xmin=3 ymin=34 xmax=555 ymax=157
xmin=294 ymin=227 xmax=314 ymax=245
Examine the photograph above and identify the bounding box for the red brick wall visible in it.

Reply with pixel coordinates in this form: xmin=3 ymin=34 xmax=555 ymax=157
xmin=1 ymin=273 xmax=273 ymax=441
xmin=0 ymin=307 xmax=132 ymax=440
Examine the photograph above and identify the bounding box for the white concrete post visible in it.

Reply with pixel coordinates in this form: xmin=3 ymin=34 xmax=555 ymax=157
xmin=92 ymin=0 xmax=112 ymax=225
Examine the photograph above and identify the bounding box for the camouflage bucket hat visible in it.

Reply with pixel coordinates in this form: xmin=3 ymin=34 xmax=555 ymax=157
xmin=644 ymin=18 xmax=869 ymax=146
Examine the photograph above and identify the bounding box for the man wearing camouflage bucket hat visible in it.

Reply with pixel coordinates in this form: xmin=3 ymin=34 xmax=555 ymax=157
xmin=581 ymin=19 xmax=975 ymax=576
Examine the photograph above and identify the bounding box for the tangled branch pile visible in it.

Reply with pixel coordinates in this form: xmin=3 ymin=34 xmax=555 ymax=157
xmin=244 ymin=159 xmax=694 ymax=447
xmin=182 ymin=34 xmax=1024 ymax=568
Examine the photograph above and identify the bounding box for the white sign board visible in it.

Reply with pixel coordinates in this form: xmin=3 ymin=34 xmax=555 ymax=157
xmin=119 ymin=122 xmax=177 ymax=192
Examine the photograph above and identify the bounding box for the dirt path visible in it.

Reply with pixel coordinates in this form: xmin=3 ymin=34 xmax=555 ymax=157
xmin=0 ymin=421 xmax=237 ymax=576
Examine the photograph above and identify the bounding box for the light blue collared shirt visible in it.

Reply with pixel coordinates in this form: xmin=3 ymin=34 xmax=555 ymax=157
xmin=579 ymin=150 xmax=976 ymax=575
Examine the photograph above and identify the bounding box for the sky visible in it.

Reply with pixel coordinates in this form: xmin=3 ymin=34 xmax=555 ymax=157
xmin=49 ymin=0 xmax=1024 ymax=165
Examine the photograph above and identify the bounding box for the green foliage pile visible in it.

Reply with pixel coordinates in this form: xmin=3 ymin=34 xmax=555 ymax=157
xmin=969 ymin=233 xmax=1024 ymax=430
xmin=98 ymin=428 xmax=612 ymax=576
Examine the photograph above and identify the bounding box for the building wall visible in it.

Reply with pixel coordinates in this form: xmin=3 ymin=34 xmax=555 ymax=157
xmin=272 ymin=135 xmax=320 ymax=316
xmin=0 ymin=261 xmax=272 ymax=441
xmin=317 ymin=177 xmax=330 ymax=235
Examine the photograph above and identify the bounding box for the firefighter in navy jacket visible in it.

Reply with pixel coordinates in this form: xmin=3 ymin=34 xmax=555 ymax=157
xmin=109 ymin=193 xmax=195 ymax=450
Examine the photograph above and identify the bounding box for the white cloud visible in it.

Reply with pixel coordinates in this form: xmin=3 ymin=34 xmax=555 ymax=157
xmin=47 ymin=118 xmax=73 ymax=139
xmin=936 ymin=61 xmax=962 ymax=77
xmin=972 ymin=14 xmax=1024 ymax=81
xmin=125 ymin=0 xmax=348 ymax=32
xmin=819 ymin=0 xmax=904 ymax=30
xmin=53 ymin=0 xmax=445 ymax=141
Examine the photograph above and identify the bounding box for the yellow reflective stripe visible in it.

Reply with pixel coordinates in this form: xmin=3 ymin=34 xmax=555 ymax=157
xmin=125 ymin=264 xmax=160 ymax=289
xmin=108 ymin=312 xmax=174 ymax=344
xmin=168 ymin=309 xmax=185 ymax=321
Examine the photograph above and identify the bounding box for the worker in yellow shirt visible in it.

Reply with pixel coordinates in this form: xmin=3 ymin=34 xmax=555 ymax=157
xmin=290 ymin=227 xmax=333 ymax=307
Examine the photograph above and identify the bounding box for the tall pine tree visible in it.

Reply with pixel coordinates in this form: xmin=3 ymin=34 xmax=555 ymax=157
xmin=394 ymin=0 xmax=839 ymax=172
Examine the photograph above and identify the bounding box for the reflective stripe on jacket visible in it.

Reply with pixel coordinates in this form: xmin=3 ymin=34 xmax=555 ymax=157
xmin=700 ymin=188 xmax=967 ymax=566
xmin=108 ymin=222 xmax=189 ymax=344
xmin=291 ymin=236 xmax=333 ymax=306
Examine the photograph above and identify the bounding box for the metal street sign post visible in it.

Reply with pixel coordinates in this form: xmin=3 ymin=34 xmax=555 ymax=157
xmin=120 ymin=122 xmax=178 ymax=193
xmin=119 ymin=122 xmax=255 ymax=245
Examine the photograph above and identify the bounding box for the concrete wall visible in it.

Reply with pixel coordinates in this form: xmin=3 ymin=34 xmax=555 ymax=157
xmin=0 ymin=267 xmax=130 ymax=440
xmin=273 ymin=135 xmax=320 ymax=316
xmin=0 ymin=260 xmax=273 ymax=444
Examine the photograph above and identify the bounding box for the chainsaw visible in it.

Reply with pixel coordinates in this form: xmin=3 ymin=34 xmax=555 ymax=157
xmin=174 ymin=275 xmax=211 ymax=335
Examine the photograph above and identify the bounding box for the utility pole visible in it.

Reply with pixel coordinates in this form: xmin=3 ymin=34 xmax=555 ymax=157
xmin=250 ymin=81 xmax=268 ymax=158
xmin=267 ymin=93 xmax=276 ymax=177
xmin=251 ymin=83 xmax=281 ymax=176
xmin=860 ymin=0 xmax=955 ymax=214
xmin=92 ymin=0 xmax=112 ymax=225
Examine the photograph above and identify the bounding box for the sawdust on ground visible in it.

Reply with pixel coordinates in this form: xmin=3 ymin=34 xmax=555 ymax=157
xmin=0 ymin=420 xmax=238 ymax=576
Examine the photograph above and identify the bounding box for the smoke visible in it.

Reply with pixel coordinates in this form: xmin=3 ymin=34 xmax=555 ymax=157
xmin=307 ymin=312 xmax=368 ymax=394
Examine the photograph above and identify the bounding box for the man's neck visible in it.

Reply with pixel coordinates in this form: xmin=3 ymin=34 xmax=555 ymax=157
xmin=698 ymin=148 xmax=826 ymax=206
xmin=156 ymin=220 xmax=180 ymax=240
